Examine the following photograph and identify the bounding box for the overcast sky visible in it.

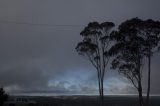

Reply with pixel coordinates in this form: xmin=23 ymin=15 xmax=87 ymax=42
xmin=0 ymin=0 xmax=160 ymax=96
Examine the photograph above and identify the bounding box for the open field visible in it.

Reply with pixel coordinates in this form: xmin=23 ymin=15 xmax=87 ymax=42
xmin=6 ymin=95 xmax=160 ymax=106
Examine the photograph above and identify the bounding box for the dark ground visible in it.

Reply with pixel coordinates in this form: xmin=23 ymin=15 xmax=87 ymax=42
xmin=25 ymin=95 xmax=160 ymax=106
xmin=5 ymin=95 xmax=160 ymax=106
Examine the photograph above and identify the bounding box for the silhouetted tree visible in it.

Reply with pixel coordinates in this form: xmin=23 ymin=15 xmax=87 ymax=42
xmin=0 ymin=87 xmax=8 ymax=106
xmin=76 ymin=22 xmax=115 ymax=106
xmin=109 ymin=18 xmax=146 ymax=106
xmin=139 ymin=19 xmax=160 ymax=106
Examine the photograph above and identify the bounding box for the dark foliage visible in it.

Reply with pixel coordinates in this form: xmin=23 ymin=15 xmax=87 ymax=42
xmin=110 ymin=18 xmax=147 ymax=106
xmin=0 ymin=87 xmax=8 ymax=106
xmin=110 ymin=17 xmax=160 ymax=106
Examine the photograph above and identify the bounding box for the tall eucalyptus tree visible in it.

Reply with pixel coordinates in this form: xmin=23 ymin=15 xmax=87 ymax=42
xmin=76 ymin=22 xmax=115 ymax=106
xmin=140 ymin=19 xmax=160 ymax=106
xmin=109 ymin=18 xmax=146 ymax=106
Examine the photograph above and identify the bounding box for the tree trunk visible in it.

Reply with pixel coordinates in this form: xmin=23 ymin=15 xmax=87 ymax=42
xmin=146 ymin=50 xmax=151 ymax=106
xmin=138 ymin=57 xmax=143 ymax=106
xmin=97 ymin=69 xmax=102 ymax=106
xmin=98 ymin=79 xmax=102 ymax=106
xmin=138 ymin=83 xmax=144 ymax=106
xmin=137 ymin=53 xmax=144 ymax=106
xmin=101 ymin=79 xmax=104 ymax=106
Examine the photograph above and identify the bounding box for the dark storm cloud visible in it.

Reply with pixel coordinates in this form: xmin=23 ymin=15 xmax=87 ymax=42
xmin=0 ymin=0 xmax=160 ymax=95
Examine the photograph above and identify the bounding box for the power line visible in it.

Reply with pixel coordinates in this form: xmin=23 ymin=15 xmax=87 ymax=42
xmin=0 ymin=20 xmax=85 ymax=27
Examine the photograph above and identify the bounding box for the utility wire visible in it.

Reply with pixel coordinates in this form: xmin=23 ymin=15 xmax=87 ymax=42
xmin=0 ymin=20 xmax=85 ymax=27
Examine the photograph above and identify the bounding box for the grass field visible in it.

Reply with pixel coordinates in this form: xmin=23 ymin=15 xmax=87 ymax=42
xmin=13 ymin=95 xmax=159 ymax=106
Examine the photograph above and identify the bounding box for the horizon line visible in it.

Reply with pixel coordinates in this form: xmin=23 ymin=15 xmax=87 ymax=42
xmin=9 ymin=93 xmax=160 ymax=97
